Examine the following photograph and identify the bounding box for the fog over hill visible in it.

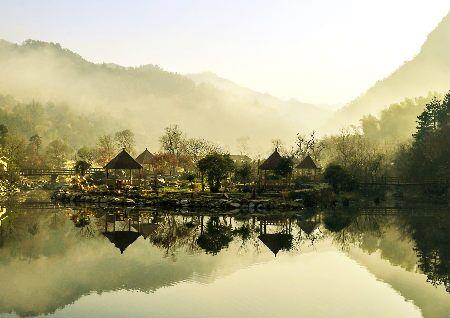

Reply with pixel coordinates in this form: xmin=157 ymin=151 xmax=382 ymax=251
xmin=329 ymin=11 xmax=450 ymax=131
xmin=0 ymin=39 xmax=331 ymax=154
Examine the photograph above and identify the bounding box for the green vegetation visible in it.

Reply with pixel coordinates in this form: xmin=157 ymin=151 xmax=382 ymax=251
xmin=0 ymin=39 xmax=330 ymax=152
xmin=197 ymin=153 xmax=235 ymax=192
xmin=395 ymin=92 xmax=450 ymax=181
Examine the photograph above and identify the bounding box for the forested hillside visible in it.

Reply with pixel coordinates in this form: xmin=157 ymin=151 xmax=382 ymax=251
xmin=0 ymin=40 xmax=330 ymax=153
xmin=330 ymin=12 xmax=450 ymax=130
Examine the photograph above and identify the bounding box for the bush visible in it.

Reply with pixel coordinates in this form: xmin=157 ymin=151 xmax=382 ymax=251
xmin=293 ymin=175 xmax=313 ymax=189
xmin=323 ymin=164 xmax=358 ymax=193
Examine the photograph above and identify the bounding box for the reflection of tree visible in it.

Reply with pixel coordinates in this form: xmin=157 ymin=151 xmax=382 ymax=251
xmin=401 ymin=214 xmax=450 ymax=293
xmin=325 ymin=210 xmax=385 ymax=251
xmin=196 ymin=217 xmax=233 ymax=255
xmin=151 ymin=214 xmax=201 ymax=258
xmin=323 ymin=211 xmax=355 ymax=233
xmin=0 ymin=207 xmax=75 ymax=260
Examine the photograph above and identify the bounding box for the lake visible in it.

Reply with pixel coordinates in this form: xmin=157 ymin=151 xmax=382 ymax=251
xmin=0 ymin=204 xmax=449 ymax=318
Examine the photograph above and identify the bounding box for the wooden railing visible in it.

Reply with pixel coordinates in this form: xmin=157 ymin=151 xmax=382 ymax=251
xmin=0 ymin=167 xmax=104 ymax=176
xmin=360 ymin=176 xmax=449 ymax=186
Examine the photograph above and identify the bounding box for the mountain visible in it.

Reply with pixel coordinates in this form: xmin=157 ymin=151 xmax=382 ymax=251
xmin=329 ymin=11 xmax=450 ymax=130
xmin=187 ymin=71 xmax=332 ymax=128
xmin=0 ymin=40 xmax=331 ymax=154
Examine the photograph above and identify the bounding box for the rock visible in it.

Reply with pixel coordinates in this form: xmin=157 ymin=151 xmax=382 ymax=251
xmin=229 ymin=202 xmax=241 ymax=208
xmin=180 ymin=199 xmax=189 ymax=205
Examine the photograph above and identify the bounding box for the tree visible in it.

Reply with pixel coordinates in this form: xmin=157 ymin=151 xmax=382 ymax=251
xmin=397 ymin=91 xmax=450 ymax=181
xmin=28 ymin=134 xmax=42 ymax=153
xmin=96 ymin=134 xmax=116 ymax=166
xmin=160 ymin=125 xmax=184 ymax=174
xmin=197 ymin=153 xmax=235 ymax=192
xmin=235 ymin=161 xmax=253 ymax=187
xmin=275 ymin=157 xmax=293 ymax=178
xmin=271 ymin=139 xmax=283 ymax=151
xmin=160 ymin=125 xmax=184 ymax=157
xmin=0 ymin=124 xmax=8 ymax=147
xmin=0 ymin=134 xmax=27 ymax=168
xmin=414 ymin=97 xmax=442 ymax=141
xmin=196 ymin=217 xmax=233 ymax=254
xmin=184 ymin=137 xmax=219 ymax=164
xmin=114 ymin=129 xmax=135 ymax=154
xmin=295 ymin=131 xmax=323 ymax=160
xmin=25 ymin=134 xmax=44 ymax=167
xmin=323 ymin=164 xmax=358 ymax=193
xmin=45 ymin=139 xmax=70 ymax=168
xmin=74 ymin=160 xmax=91 ymax=176
xmin=76 ymin=146 xmax=97 ymax=164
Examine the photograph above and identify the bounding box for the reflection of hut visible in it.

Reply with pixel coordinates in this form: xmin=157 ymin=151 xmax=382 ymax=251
xmin=132 ymin=223 xmax=159 ymax=239
xmin=297 ymin=219 xmax=319 ymax=236
xmin=258 ymin=233 xmax=293 ymax=256
xmin=296 ymin=155 xmax=320 ymax=181
xmin=258 ymin=217 xmax=293 ymax=257
xmin=104 ymin=148 xmax=143 ymax=186
xmin=103 ymin=231 xmax=140 ymax=254
xmin=259 ymin=148 xmax=283 ymax=188
xmin=135 ymin=148 xmax=154 ymax=170
xmin=102 ymin=211 xmax=140 ymax=254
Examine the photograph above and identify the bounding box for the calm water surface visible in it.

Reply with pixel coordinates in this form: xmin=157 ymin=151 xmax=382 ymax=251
xmin=0 ymin=204 xmax=449 ymax=318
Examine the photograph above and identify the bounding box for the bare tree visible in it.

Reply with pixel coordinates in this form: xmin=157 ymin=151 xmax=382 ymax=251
xmin=160 ymin=125 xmax=184 ymax=158
xmin=295 ymin=131 xmax=324 ymax=160
xmin=96 ymin=134 xmax=116 ymax=166
xmin=114 ymin=129 xmax=135 ymax=154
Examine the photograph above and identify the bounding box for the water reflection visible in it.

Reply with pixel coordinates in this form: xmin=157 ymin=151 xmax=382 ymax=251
xmin=0 ymin=204 xmax=449 ymax=317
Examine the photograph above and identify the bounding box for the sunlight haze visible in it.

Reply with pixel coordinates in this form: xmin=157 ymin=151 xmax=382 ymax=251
xmin=0 ymin=0 xmax=448 ymax=105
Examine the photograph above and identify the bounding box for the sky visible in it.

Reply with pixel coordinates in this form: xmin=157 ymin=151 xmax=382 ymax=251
xmin=0 ymin=0 xmax=449 ymax=106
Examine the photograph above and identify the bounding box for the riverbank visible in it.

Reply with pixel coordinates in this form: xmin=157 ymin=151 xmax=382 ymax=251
xmin=50 ymin=185 xmax=396 ymax=212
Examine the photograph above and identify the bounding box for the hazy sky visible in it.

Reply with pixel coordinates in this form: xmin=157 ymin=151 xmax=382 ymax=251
xmin=0 ymin=0 xmax=448 ymax=105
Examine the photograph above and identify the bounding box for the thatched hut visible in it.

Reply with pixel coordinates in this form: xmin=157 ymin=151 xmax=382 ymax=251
xmin=296 ymin=155 xmax=320 ymax=180
xmin=259 ymin=148 xmax=282 ymax=171
xmin=259 ymin=148 xmax=283 ymax=188
xmin=104 ymin=148 xmax=143 ymax=184
xmin=135 ymin=148 xmax=154 ymax=170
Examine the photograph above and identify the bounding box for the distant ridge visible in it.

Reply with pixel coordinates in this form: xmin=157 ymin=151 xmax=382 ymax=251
xmin=329 ymin=11 xmax=450 ymax=130
xmin=0 ymin=39 xmax=330 ymax=152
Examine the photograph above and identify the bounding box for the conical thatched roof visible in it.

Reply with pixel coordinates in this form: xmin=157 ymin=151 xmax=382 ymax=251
xmin=296 ymin=155 xmax=318 ymax=169
xmin=259 ymin=148 xmax=283 ymax=170
xmin=104 ymin=148 xmax=143 ymax=170
xmin=297 ymin=220 xmax=319 ymax=235
xmin=258 ymin=233 xmax=293 ymax=256
xmin=135 ymin=148 xmax=154 ymax=165
xmin=103 ymin=231 xmax=140 ymax=254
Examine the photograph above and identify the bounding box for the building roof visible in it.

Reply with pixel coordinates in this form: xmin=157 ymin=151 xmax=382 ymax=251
xmin=297 ymin=220 xmax=319 ymax=235
xmin=104 ymin=148 xmax=143 ymax=170
xmin=259 ymin=148 xmax=283 ymax=170
xmin=296 ymin=155 xmax=319 ymax=169
xmin=103 ymin=231 xmax=140 ymax=254
xmin=258 ymin=233 xmax=293 ymax=256
xmin=135 ymin=148 xmax=154 ymax=165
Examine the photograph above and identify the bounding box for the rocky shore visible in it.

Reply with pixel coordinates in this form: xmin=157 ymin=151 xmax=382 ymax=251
xmin=51 ymin=189 xmax=308 ymax=211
